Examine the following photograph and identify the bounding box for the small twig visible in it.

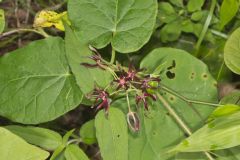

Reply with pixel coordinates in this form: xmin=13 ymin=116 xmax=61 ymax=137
xmin=46 ymin=0 xmax=67 ymax=11
xmin=24 ymin=0 xmax=31 ymax=24
xmin=15 ymin=0 xmax=22 ymax=47
xmin=0 ymin=28 xmax=49 ymax=39
xmin=156 ymin=93 xmax=215 ymax=160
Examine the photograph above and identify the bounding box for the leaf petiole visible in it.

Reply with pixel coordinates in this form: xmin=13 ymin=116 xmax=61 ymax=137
xmin=160 ymin=84 xmax=221 ymax=107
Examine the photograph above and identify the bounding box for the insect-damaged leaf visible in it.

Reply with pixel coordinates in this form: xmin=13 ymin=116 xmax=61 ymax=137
xmin=111 ymin=48 xmax=218 ymax=160
xmin=0 ymin=37 xmax=83 ymax=124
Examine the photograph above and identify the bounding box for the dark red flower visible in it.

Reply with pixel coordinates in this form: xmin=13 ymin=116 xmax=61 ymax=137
xmin=92 ymin=89 xmax=111 ymax=114
xmin=136 ymin=92 xmax=157 ymax=110
xmin=114 ymin=76 xmax=129 ymax=90
xmin=125 ymin=64 xmax=140 ymax=81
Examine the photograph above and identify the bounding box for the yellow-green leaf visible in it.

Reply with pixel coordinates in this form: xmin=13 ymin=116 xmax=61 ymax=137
xmin=34 ymin=10 xmax=70 ymax=31
xmin=0 ymin=127 xmax=49 ymax=160
xmin=208 ymin=104 xmax=240 ymax=122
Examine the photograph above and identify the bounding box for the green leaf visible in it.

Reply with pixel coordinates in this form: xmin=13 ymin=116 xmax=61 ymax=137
xmin=113 ymin=48 xmax=217 ymax=160
xmin=219 ymin=0 xmax=239 ymax=30
xmin=80 ymin=119 xmax=97 ymax=145
xmin=208 ymin=104 xmax=240 ymax=121
xmin=171 ymin=111 xmax=240 ymax=152
xmin=224 ymin=27 xmax=240 ymax=75
xmin=65 ymin=25 xmax=112 ymax=94
xmin=5 ymin=125 xmax=62 ymax=150
xmin=187 ymin=0 xmax=204 ymax=12
xmin=64 ymin=144 xmax=89 ymax=160
xmin=221 ymin=91 xmax=240 ymax=105
xmin=50 ymin=145 xmax=65 ymax=160
xmin=158 ymin=2 xmax=178 ymax=24
xmin=191 ymin=11 xmax=204 ymax=22
xmin=68 ymin=0 xmax=158 ymax=53
xmin=160 ymin=20 xmax=182 ymax=42
xmin=169 ymin=0 xmax=183 ymax=7
xmin=0 ymin=127 xmax=49 ymax=160
xmin=0 ymin=37 xmax=83 ymax=124
xmin=63 ymin=129 xmax=75 ymax=145
xmin=95 ymin=108 xmax=128 ymax=160
xmin=0 ymin=9 xmax=5 ymax=33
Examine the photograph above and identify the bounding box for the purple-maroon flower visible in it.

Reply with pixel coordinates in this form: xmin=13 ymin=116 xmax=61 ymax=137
xmin=136 ymin=92 xmax=157 ymax=110
xmin=92 ymin=89 xmax=111 ymax=114
xmin=125 ymin=64 xmax=141 ymax=81
xmin=114 ymin=76 xmax=129 ymax=90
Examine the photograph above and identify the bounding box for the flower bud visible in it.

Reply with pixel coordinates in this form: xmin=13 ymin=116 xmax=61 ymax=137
xmin=127 ymin=111 xmax=140 ymax=132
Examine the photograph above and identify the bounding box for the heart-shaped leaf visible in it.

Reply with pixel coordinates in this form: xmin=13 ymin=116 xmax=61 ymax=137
xmin=68 ymin=0 xmax=158 ymax=53
xmin=0 ymin=37 xmax=83 ymax=124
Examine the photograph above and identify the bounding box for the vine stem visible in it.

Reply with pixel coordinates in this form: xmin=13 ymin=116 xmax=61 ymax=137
xmin=0 ymin=28 xmax=49 ymax=39
xmin=110 ymin=48 xmax=116 ymax=64
xmin=195 ymin=0 xmax=216 ymax=56
xmin=160 ymin=84 xmax=221 ymax=107
xmin=156 ymin=93 xmax=215 ymax=160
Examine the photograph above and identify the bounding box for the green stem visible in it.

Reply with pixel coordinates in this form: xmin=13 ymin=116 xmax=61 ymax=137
xmin=110 ymin=48 xmax=116 ymax=64
xmin=195 ymin=0 xmax=216 ymax=56
xmin=160 ymin=85 xmax=221 ymax=107
xmin=67 ymin=138 xmax=82 ymax=145
xmin=156 ymin=93 xmax=215 ymax=160
xmin=217 ymin=60 xmax=225 ymax=81
xmin=210 ymin=29 xmax=228 ymax=39
xmin=126 ymin=92 xmax=132 ymax=112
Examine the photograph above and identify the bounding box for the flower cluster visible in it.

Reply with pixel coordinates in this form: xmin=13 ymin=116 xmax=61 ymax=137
xmin=81 ymin=48 xmax=161 ymax=131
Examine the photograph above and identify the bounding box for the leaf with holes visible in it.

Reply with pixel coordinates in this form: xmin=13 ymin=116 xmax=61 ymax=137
xmin=68 ymin=0 xmax=158 ymax=53
xmin=111 ymin=48 xmax=218 ymax=159
xmin=0 ymin=37 xmax=83 ymax=124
